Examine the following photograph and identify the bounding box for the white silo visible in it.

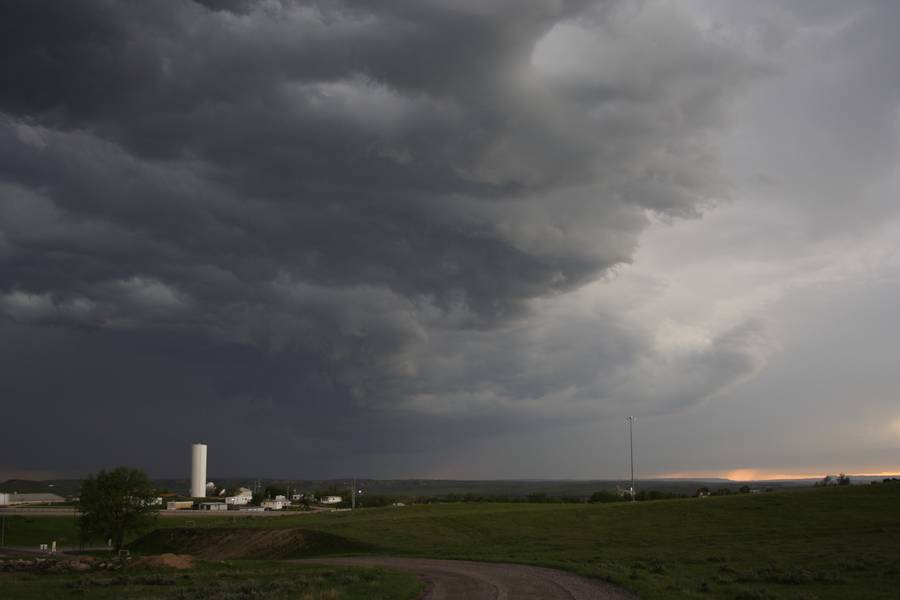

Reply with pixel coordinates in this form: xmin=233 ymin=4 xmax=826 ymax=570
xmin=191 ymin=443 xmax=207 ymax=498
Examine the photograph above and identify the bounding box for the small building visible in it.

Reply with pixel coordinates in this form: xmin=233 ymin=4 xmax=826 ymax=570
xmin=261 ymin=499 xmax=285 ymax=510
xmin=225 ymin=487 xmax=253 ymax=505
xmin=198 ymin=502 xmax=227 ymax=511
xmin=320 ymin=496 xmax=342 ymax=505
xmin=166 ymin=500 xmax=194 ymax=510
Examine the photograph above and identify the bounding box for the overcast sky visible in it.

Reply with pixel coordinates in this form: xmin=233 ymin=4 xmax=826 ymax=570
xmin=2 ymin=0 xmax=899 ymax=481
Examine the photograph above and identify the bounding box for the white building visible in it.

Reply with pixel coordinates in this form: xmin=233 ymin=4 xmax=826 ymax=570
xmin=0 ymin=493 xmax=65 ymax=506
xmin=320 ymin=495 xmax=343 ymax=505
xmin=167 ymin=500 xmax=194 ymax=510
xmin=261 ymin=499 xmax=285 ymax=510
xmin=225 ymin=487 xmax=253 ymax=505
xmin=198 ymin=502 xmax=227 ymax=511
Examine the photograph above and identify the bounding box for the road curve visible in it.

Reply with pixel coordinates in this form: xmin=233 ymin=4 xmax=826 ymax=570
xmin=298 ymin=556 xmax=638 ymax=600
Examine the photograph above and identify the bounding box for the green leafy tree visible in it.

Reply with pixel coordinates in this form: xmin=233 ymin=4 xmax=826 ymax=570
xmin=78 ymin=467 xmax=159 ymax=551
xmin=817 ymin=475 xmax=834 ymax=487
xmin=264 ymin=485 xmax=288 ymax=498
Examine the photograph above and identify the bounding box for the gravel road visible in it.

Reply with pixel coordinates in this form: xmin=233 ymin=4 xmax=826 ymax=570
xmin=300 ymin=556 xmax=638 ymax=599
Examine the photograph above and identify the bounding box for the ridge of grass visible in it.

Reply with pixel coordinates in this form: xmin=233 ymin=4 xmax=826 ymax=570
xmin=183 ymin=484 xmax=900 ymax=599
xmin=0 ymin=560 xmax=423 ymax=600
xmin=6 ymin=483 xmax=900 ymax=598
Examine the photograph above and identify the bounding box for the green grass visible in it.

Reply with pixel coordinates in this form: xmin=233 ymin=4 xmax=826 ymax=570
xmin=0 ymin=514 xmax=105 ymax=549
xmin=162 ymin=484 xmax=900 ymax=599
xmin=7 ymin=484 xmax=900 ymax=598
xmin=0 ymin=560 xmax=422 ymax=599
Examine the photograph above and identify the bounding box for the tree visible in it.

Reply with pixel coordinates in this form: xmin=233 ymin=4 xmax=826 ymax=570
xmin=816 ymin=475 xmax=834 ymax=487
xmin=78 ymin=467 xmax=159 ymax=551
xmin=264 ymin=485 xmax=287 ymax=498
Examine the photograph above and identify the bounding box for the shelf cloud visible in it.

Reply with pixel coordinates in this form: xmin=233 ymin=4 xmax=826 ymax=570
xmin=2 ymin=0 xmax=898 ymax=479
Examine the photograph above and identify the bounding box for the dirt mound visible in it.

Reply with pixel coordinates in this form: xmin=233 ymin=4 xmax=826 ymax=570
xmin=130 ymin=527 xmax=371 ymax=560
xmin=131 ymin=553 xmax=194 ymax=570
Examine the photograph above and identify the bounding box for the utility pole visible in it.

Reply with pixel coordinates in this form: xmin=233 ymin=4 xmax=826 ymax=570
xmin=1 ymin=514 xmax=5 ymax=547
xmin=627 ymin=416 xmax=636 ymax=502
xmin=352 ymin=478 xmax=357 ymax=510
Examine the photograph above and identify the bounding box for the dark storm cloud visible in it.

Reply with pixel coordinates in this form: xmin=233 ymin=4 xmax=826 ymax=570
xmin=0 ymin=0 xmax=767 ymax=475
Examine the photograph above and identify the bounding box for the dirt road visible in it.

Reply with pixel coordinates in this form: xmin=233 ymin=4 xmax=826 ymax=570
xmin=300 ymin=556 xmax=638 ymax=599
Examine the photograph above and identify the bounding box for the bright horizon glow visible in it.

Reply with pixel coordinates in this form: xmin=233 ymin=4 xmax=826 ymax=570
xmin=657 ymin=469 xmax=900 ymax=481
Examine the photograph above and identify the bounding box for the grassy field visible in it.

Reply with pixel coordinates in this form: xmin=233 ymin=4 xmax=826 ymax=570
xmin=5 ymin=483 xmax=900 ymax=598
xmin=0 ymin=560 xmax=422 ymax=600
xmin=0 ymin=513 xmax=101 ymax=550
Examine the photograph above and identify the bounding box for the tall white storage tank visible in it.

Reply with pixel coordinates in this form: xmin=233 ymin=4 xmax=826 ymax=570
xmin=191 ymin=443 xmax=207 ymax=498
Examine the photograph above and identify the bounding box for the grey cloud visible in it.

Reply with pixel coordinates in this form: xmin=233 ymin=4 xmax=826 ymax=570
xmin=0 ymin=0 xmax=773 ymax=475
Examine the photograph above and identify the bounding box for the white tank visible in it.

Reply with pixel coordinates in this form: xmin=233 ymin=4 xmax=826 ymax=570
xmin=191 ymin=443 xmax=207 ymax=498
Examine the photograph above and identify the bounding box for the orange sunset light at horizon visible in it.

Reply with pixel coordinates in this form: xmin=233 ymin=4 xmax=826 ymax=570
xmin=656 ymin=468 xmax=900 ymax=481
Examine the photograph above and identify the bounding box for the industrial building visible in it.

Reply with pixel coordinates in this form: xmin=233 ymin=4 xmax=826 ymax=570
xmin=0 ymin=492 xmax=66 ymax=506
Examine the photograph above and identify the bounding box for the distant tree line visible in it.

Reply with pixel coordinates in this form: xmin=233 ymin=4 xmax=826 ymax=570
xmin=357 ymin=490 xmax=691 ymax=504
xmin=815 ymin=474 xmax=851 ymax=487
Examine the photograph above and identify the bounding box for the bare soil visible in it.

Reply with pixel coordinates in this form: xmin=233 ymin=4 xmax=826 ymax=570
xmin=130 ymin=553 xmax=194 ymax=570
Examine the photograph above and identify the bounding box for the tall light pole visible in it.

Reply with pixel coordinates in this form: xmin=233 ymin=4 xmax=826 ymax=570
xmin=626 ymin=416 xmax=636 ymax=502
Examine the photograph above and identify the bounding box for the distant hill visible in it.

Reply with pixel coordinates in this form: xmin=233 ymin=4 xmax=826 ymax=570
xmin=151 ymin=477 xmax=811 ymax=499
xmin=0 ymin=478 xmax=81 ymax=496
xmin=1 ymin=475 xmax=830 ymax=501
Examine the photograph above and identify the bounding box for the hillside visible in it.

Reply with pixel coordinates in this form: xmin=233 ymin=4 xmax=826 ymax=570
xmin=1 ymin=476 xmax=811 ymax=501
xmin=141 ymin=482 xmax=900 ymax=599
